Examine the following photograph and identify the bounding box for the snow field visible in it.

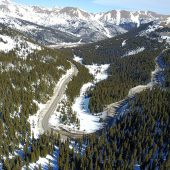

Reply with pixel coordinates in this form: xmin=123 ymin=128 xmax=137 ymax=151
xmin=72 ymin=56 xmax=110 ymax=132
xmin=0 ymin=35 xmax=15 ymax=52
xmin=0 ymin=34 xmax=41 ymax=57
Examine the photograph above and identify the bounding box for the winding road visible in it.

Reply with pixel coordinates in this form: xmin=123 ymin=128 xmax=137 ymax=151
xmin=38 ymin=63 xmax=78 ymax=134
xmin=105 ymin=50 xmax=167 ymax=123
xmin=38 ymin=49 xmax=167 ymax=138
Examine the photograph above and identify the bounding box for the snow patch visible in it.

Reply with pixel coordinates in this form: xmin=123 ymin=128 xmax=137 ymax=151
xmin=134 ymin=164 xmax=141 ymax=170
xmin=95 ymin=45 xmax=100 ymax=49
xmin=73 ymin=55 xmax=83 ymax=64
xmin=85 ymin=64 xmax=110 ymax=83
xmin=48 ymin=40 xmax=83 ymax=49
xmin=49 ymin=63 xmax=110 ymax=133
xmin=116 ymin=10 xmax=121 ymax=25
xmin=57 ymin=65 xmax=65 ymax=71
xmin=72 ymin=82 xmax=103 ymax=133
xmin=71 ymin=64 xmax=110 ymax=133
xmin=123 ymin=47 xmax=145 ymax=57
xmin=0 ymin=34 xmax=41 ymax=57
xmin=139 ymin=24 xmax=161 ymax=36
xmin=0 ymin=34 xmax=15 ymax=52
xmin=28 ymin=101 xmax=46 ymax=139
xmin=161 ymin=36 xmax=170 ymax=43
xmin=167 ymin=17 xmax=170 ymax=24
xmin=130 ymin=12 xmax=140 ymax=27
xmin=122 ymin=40 xmax=126 ymax=47
xmin=22 ymin=146 xmax=59 ymax=170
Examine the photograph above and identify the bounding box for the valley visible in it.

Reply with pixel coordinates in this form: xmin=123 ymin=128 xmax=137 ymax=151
xmin=0 ymin=0 xmax=170 ymax=169
xmin=35 ymin=48 xmax=167 ymax=140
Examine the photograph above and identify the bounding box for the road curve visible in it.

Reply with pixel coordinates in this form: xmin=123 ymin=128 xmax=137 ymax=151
xmin=38 ymin=63 xmax=78 ymax=134
xmin=105 ymin=50 xmax=166 ymax=123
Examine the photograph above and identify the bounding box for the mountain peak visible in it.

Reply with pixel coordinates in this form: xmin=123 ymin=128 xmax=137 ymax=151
xmin=0 ymin=0 xmax=170 ymax=43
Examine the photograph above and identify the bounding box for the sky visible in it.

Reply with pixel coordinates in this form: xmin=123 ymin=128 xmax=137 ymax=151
xmin=14 ymin=0 xmax=170 ymax=14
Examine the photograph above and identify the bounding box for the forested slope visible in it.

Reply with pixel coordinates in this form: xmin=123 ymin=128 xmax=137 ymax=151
xmin=0 ymin=42 xmax=71 ymax=161
xmin=89 ymin=49 xmax=161 ymax=112
xmin=58 ymin=49 xmax=170 ymax=170
xmin=73 ymin=22 xmax=163 ymax=64
xmin=73 ymin=22 xmax=166 ymax=112
xmin=1 ymin=20 xmax=170 ymax=170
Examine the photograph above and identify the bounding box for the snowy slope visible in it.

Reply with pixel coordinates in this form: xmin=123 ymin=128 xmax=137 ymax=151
xmin=122 ymin=47 xmax=145 ymax=57
xmin=71 ymin=64 xmax=110 ymax=133
xmin=0 ymin=26 xmax=41 ymax=57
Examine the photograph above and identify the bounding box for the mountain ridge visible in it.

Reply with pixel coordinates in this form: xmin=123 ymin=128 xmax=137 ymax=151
xmin=0 ymin=0 xmax=170 ymax=44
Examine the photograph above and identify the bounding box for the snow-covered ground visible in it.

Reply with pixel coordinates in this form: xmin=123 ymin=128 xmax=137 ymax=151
xmin=139 ymin=23 xmax=162 ymax=36
xmin=122 ymin=47 xmax=145 ymax=57
xmin=28 ymin=101 xmax=46 ymax=139
xmin=122 ymin=40 xmax=126 ymax=47
xmin=0 ymin=34 xmax=41 ymax=57
xmin=71 ymin=63 xmax=109 ymax=133
xmin=28 ymin=65 xmax=75 ymax=139
xmin=49 ymin=55 xmax=110 ymax=133
xmin=167 ymin=17 xmax=170 ymax=25
xmin=48 ymin=40 xmax=84 ymax=49
xmin=22 ymin=146 xmax=59 ymax=170
xmin=130 ymin=12 xmax=140 ymax=27
xmin=71 ymin=59 xmax=110 ymax=133
xmin=85 ymin=64 xmax=110 ymax=83
xmin=73 ymin=55 xmax=83 ymax=64
xmin=93 ymin=15 xmax=112 ymax=38
xmin=49 ymin=94 xmax=80 ymax=131
xmin=0 ymin=34 xmax=15 ymax=52
xmin=161 ymin=35 xmax=170 ymax=43
xmin=71 ymin=82 xmax=104 ymax=133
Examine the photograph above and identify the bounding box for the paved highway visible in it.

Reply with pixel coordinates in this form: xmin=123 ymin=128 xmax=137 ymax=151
xmin=38 ymin=63 xmax=78 ymax=134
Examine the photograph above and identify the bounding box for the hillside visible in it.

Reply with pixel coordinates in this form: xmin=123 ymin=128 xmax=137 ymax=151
xmin=0 ymin=23 xmax=73 ymax=167
xmin=0 ymin=1 xmax=170 ymax=170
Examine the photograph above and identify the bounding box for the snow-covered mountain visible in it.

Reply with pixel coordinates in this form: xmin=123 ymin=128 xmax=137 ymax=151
xmin=0 ymin=0 xmax=170 ymax=44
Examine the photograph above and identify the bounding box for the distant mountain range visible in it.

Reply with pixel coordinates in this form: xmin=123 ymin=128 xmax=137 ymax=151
xmin=0 ymin=0 xmax=170 ymax=44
